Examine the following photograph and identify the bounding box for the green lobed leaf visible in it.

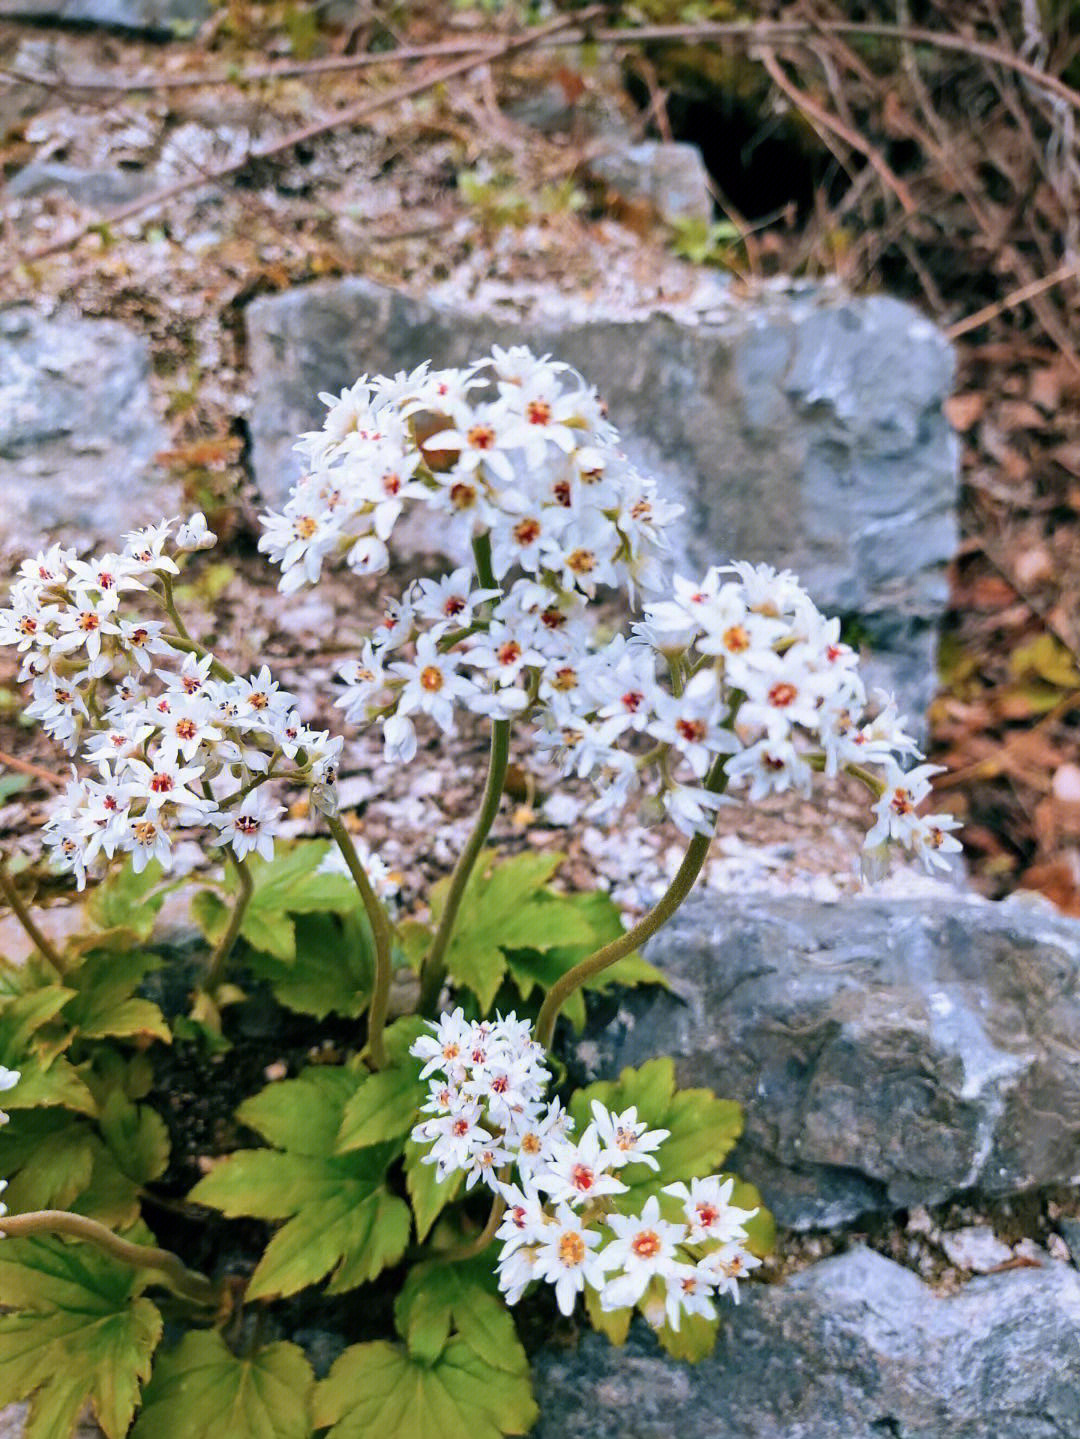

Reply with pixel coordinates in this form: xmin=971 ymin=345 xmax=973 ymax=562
xmin=245 ymin=910 xmax=374 ymax=1019
xmin=0 ymin=1235 xmax=161 ymax=1439
xmin=84 ymin=859 xmax=166 ymax=943
xmin=336 ymin=1058 xmax=427 ymax=1154
xmin=568 ymin=1058 xmax=744 ymax=1212
xmin=131 ymin=1331 xmax=313 ymax=1439
xmin=189 ymin=1068 xmax=409 ymax=1299
xmin=0 ymin=1110 xmax=96 ymax=1212
xmin=1 ymin=1052 xmax=96 ymax=1116
xmin=61 ymin=949 xmax=170 ymax=1045
xmin=394 ymin=1257 xmax=527 ymax=1372
xmin=236 ymin=841 xmax=364 ymax=961
xmin=190 ymin=889 xmax=230 ymax=947
xmin=98 ymin=1090 xmax=170 ymax=1187
xmin=313 ymin=1339 xmax=538 ymax=1439
xmin=0 ymin=986 xmax=74 ymax=1060
xmin=730 ymin=1177 xmax=776 ymax=1258
xmin=403 ymin=1139 xmax=464 ymax=1243
xmin=430 ymin=850 xmax=595 ymax=1008
xmin=504 ymin=889 xmax=666 ymax=1029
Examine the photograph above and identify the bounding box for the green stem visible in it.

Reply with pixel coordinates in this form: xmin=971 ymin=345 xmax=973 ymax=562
xmin=418 ymin=718 xmax=510 ymax=1015
xmin=0 ymin=857 xmax=66 ymax=973
xmin=418 ymin=532 xmax=510 ymax=1015
xmin=534 ymin=755 xmax=728 ymax=1049
xmin=438 ymin=1194 xmax=507 ymax=1264
xmin=325 ymin=815 xmax=394 ymax=1070
xmin=204 ymin=850 xmax=253 ymax=989
xmin=0 ymin=1210 xmax=216 ymax=1306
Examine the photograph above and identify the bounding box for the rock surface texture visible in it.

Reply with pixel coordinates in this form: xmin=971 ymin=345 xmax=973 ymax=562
xmin=0 ymin=0 xmax=209 ymax=35
xmin=588 ymin=140 xmax=714 ymax=226
xmin=247 ymin=277 xmax=957 ymax=715
xmin=573 ymin=891 xmax=1080 ymax=1229
xmin=532 ymin=1247 xmax=1080 ymax=1439
xmin=0 ymin=307 xmax=171 ymax=547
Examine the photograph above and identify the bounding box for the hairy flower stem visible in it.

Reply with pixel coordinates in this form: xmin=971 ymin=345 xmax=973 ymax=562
xmin=0 ymin=856 xmax=66 ymax=973
xmin=535 ymin=755 xmax=729 ymax=1049
xmin=418 ymin=533 xmax=510 ymax=1015
xmin=326 ymin=815 xmax=394 ymax=1070
xmin=0 ymin=1210 xmax=216 ymax=1306
xmin=203 ymin=850 xmax=253 ymax=990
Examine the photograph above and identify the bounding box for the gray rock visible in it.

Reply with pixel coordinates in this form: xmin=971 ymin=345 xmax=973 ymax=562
xmin=573 ymin=892 xmax=1080 ymax=1228
xmin=0 ymin=306 xmax=172 ymax=546
xmin=0 ymin=0 xmax=208 ymax=35
xmin=589 ymin=139 xmax=713 ymax=226
xmin=1058 ymin=1217 xmax=1080 ymax=1268
xmin=532 ymin=1247 xmax=1080 ymax=1439
xmin=0 ymin=42 xmax=52 ymax=139
xmin=246 ymin=278 xmax=957 ymax=716
xmin=7 ymin=162 xmax=158 ymax=210
xmin=0 ymin=1404 xmax=100 ymax=1438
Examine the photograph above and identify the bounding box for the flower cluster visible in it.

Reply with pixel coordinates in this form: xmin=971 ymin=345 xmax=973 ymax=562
xmin=410 ymin=1012 xmax=760 ymax=1330
xmin=261 ymin=349 xmax=960 ymax=870
xmin=0 ymin=520 xmax=341 ymax=887
xmin=259 ymin=347 xmax=678 ymax=600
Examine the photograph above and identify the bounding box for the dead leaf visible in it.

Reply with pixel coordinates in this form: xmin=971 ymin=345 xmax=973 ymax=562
xmin=944 ymin=392 xmax=985 ymax=431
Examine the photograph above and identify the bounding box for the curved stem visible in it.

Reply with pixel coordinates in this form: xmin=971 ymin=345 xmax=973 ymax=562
xmin=0 ymin=1210 xmax=216 ymax=1306
xmin=440 ymin=1195 xmax=506 ymax=1264
xmin=0 ymin=857 xmax=66 ymax=973
xmin=325 ymin=815 xmax=394 ymax=1070
xmin=418 ymin=532 xmax=510 ymax=1015
xmin=418 ymin=719 xmax=510 ymax=1015
xmin=535 ymin=756 xmax=728 ymax=1049
xmin=204 ymin=850 xmax=253 ymax=989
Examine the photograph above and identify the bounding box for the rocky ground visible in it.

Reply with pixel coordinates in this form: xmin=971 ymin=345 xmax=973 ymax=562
xmin=2 ymin=5 xmax=1080 ymax=1436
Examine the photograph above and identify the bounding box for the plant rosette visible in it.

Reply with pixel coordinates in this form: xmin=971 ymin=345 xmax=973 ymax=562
xmin=0 ymin=346 xmax=959 ymax=1437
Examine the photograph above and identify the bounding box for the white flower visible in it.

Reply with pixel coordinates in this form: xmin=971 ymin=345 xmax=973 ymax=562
xmin=176 ymin=512 xmax=217 ymax=551
xmin=864 ymin=762 xmax=946 ymax=849
xmin=536 ymin=1124 xmax=628 ymax=1207
xmin=598 ymin=1196 xmax=686 ymax=1310
xmin=391 ymin=634 xmax=478 ymax=732
xmin=662 ymin=1175 xmax=757 ymax=1245
xmin=656 ymin=1262 xmax=718 ymax=1331
xmin=210 ymin=790 xmax=284 ymax=863
xmin=532 ymin=1204 xmax=606 ymax=1316
xmin=589 ymin=1100 xmax=669 ymax=1171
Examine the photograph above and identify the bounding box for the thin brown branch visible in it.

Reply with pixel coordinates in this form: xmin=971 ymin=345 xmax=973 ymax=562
xmin=6 ymin=17 xmax=1080 ymax=117
xmin=0 ymin=8 xmax=601 ymax=280
xmin=758 ymin=47 xmax=918 ymax=216
xmin=947 ymin=261 xmax=1080 ymax=340
xmin=0 ymin=856 xmax=65 ymax=972
xmin=0 ymin=748 xmax=63 ymax=789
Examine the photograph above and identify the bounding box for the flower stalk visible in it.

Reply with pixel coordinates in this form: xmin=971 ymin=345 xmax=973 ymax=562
xmin=203 ymin=850 xmax=254 ymax=990
xmin=534 ymin=753 xmax=728 ymax=1049
xmin=325 ymin=814 xmax=395 ymax=1070
xmin=0 ymin=1210 xmax=216 ymax=1306
xmin=418 ymin=533 xmax=511 ymax=1015
xmin=0 ymin=856 xmax=66 ymax=973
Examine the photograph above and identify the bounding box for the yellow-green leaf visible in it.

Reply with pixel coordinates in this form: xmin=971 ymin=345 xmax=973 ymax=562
xmin=584 ymin=1283 xmax=632 ymax=1346
xmin=313 ymin=1339 xmax=537 ymax=1439
xmin=568 ymin=1058 xmax=744 ymax=1212
xmin=131 ymin=1332 xmax=313 ymax=1439
xmin=404 ymin=1139 xmax=464 ymax=1243
xmin=395 ymin=1257 xmax=526 ymax=1372
xmin=0 ymin=1235 xmax=162 ymax=1439
xmin=189 ymin=1068 xmax=408 ymax=1299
